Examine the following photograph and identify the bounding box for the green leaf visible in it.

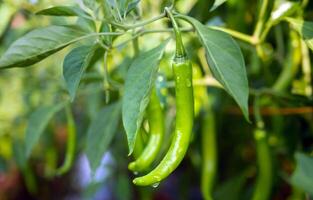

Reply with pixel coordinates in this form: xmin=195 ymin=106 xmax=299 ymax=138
xmin=102 ymin=0 xmax=116 ymax=21
xmin=25 ymin=103 xmax=65 ymax=158
xmin=287 ymin=18 xmax=313 ymax=51
xmin=126 ymin=0 xmax=140 ymax=14
xmin=82 ymin=0 xmax=98 ymax=10
xmin=105 ymin=0 xmax=139 ymax=18
xmin=182 ymin=16 xmax=249 ymax=121
xmin=85 ymin=102 xmax=121 ymax=173
xmin=215 ymin=172 xmax=247 ymax=200
xmin=290 ymin=152 xmax=313 ymax=195
xmin=210 ymin=0 xmax=227 ymax=11
xmin=119 ymin=0 xmax=140 ymax=16
xmin=0 ymin=25 xmax=89 ymax=69
xmin=77 ymin=17 xmax=96 ymax=32
xmin=100 ymin=22 xmax=113 ymax=45
xmin=12 ymin=139 xmax=27 ymax=169
xmin=36 ymin=5 xmax=90 ymax=18
xmin=63 ymin=45 xmax=97 ymax=101
xmin=106 ymin=0 xmax=119 ymax=17
xmin=122 ymin=40 xmax=168 ymax=155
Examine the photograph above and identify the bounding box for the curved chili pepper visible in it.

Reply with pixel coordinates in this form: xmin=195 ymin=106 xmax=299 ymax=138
xmin=273 ymin=29 xmax=301 ymax=92
xmin=252 ymin=128 xmax=272 ymax=200
xmin=133 ymin=127 xmax=146 ymax=160
xmin=201 ymin=97 xmax=217 ymax=200
xmin=128 ymin=87 xmax=164 ymax=172
xmin=193 ymin=63 xmax=207 ymax=117
xmin=56 ymin=105 xmax=76 ymax=175
xmin=133 ymin=7 xmax=194 ymax=186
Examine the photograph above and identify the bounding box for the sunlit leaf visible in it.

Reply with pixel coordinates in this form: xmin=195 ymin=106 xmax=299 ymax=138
xmin=0 ymin=25 xmax=89 ymax=69
xmin=63 ymin=45 xmax=97 ymax=101
xmin=270 ymin=0 xmax=299 ymax=24
xmin=210 ymin=0 xmax=227 ymax=11
xmin=182 ymin=16 xmax=249 ymax=121
xmin=36 ymin=5 xmax=90 ymax=18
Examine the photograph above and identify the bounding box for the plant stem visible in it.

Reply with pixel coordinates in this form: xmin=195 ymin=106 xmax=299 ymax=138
xmin=114 ymin=28 xmax=192 ymax=49
xmin=201 ymin=95 xmax=217 ymax=200
xmin=252 ymin=128 xmax=272 ymax=200
xmin=253 ymin=95 xmax=272 ymax=200
xmin=98 ymin=39 xmax=110 ymax=50
xmin=132 ymin=33 xmax=140 ymax=56
xmin=113 ymin=0 xmax=123 ymax=21
xmin=112 ymin=23 xmax=255 ymax=48
xmin=249 ymin=88 xmax=308 ymax=103
xmin=129 ymin=13 xmax=166 ymax=29
xmin=210 ymin=26 xmax=255 ymax=44
xmin=103 ymin=51 xmax=111 ymax=103
xmin=141 ymin=27 xmax=193 ymax=34
xmin=253 ymin=95 xmax=264 ymax=129
xmin=139 ymin=26 xmax=253 ymax=45
xmin=113 ymin=32 xmax=143 ymax=49
xmin=104 ymin=13 xmax=166 ymax=30
xmin=253 ymin=0 xmax=270 ymax=39
xmin=175 ymin=13 xmax=255 ymax=44
xmin=301 ymin=40 xmax=312 ymax=97
xmin=165 ymin=7 xmax=186 ymax=58
xmin=259 ymin=21 xmax=273 ymax=43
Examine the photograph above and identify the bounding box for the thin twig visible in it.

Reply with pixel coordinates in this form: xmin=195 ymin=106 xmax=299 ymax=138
xmin=104 ymin=12 xmax=166 ymax=30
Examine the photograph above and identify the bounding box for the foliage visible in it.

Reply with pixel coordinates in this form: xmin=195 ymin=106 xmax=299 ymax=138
xmin=0 ymin=0 xmax=312 ymax=199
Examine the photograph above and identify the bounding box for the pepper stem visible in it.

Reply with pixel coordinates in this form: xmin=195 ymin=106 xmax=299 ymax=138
xmin=165 ymin=7 xmax=186 ymax=58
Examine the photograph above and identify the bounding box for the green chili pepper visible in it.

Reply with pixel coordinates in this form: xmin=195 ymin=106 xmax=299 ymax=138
xmin=133 ymin=127 xmax=146 ymax=159
xmin=252 ymin=128 xmax=272 ymax=200
xmin=193 ymin=63 xmax=207 ymax=117
xmin=273 ymin=29 xmax=301 ymax=92
xmin=56 ymin=105 xmax=76 ymax=175
xmin=132 ymin=7 xmax=194 ymax=186
xmin=128 ymin=87 xmax=164 ymax=172
xmin=191 ymin=63 xmax=218 ymax=197
xmin=201 ymin=97 xmax=217 ymax=200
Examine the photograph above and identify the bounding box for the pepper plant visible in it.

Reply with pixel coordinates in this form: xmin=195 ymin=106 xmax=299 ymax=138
xmin=0 ymin=0 xmax=312 ymax=199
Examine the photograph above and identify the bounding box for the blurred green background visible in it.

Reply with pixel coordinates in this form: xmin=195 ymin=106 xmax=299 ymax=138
xmin=0 ymin=0 xmax=312 ymax=199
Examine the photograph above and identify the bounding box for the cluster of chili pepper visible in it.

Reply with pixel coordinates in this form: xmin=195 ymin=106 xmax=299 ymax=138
xmin=128 ymin=87 xmax=164 ymax=173
xmin=129 ymin=7 xmax=194 ymax=187
xmin=127 ymin=9 xmax=217 ymax=200
xmin=126 ymin=7 xmax=276 ymax=200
